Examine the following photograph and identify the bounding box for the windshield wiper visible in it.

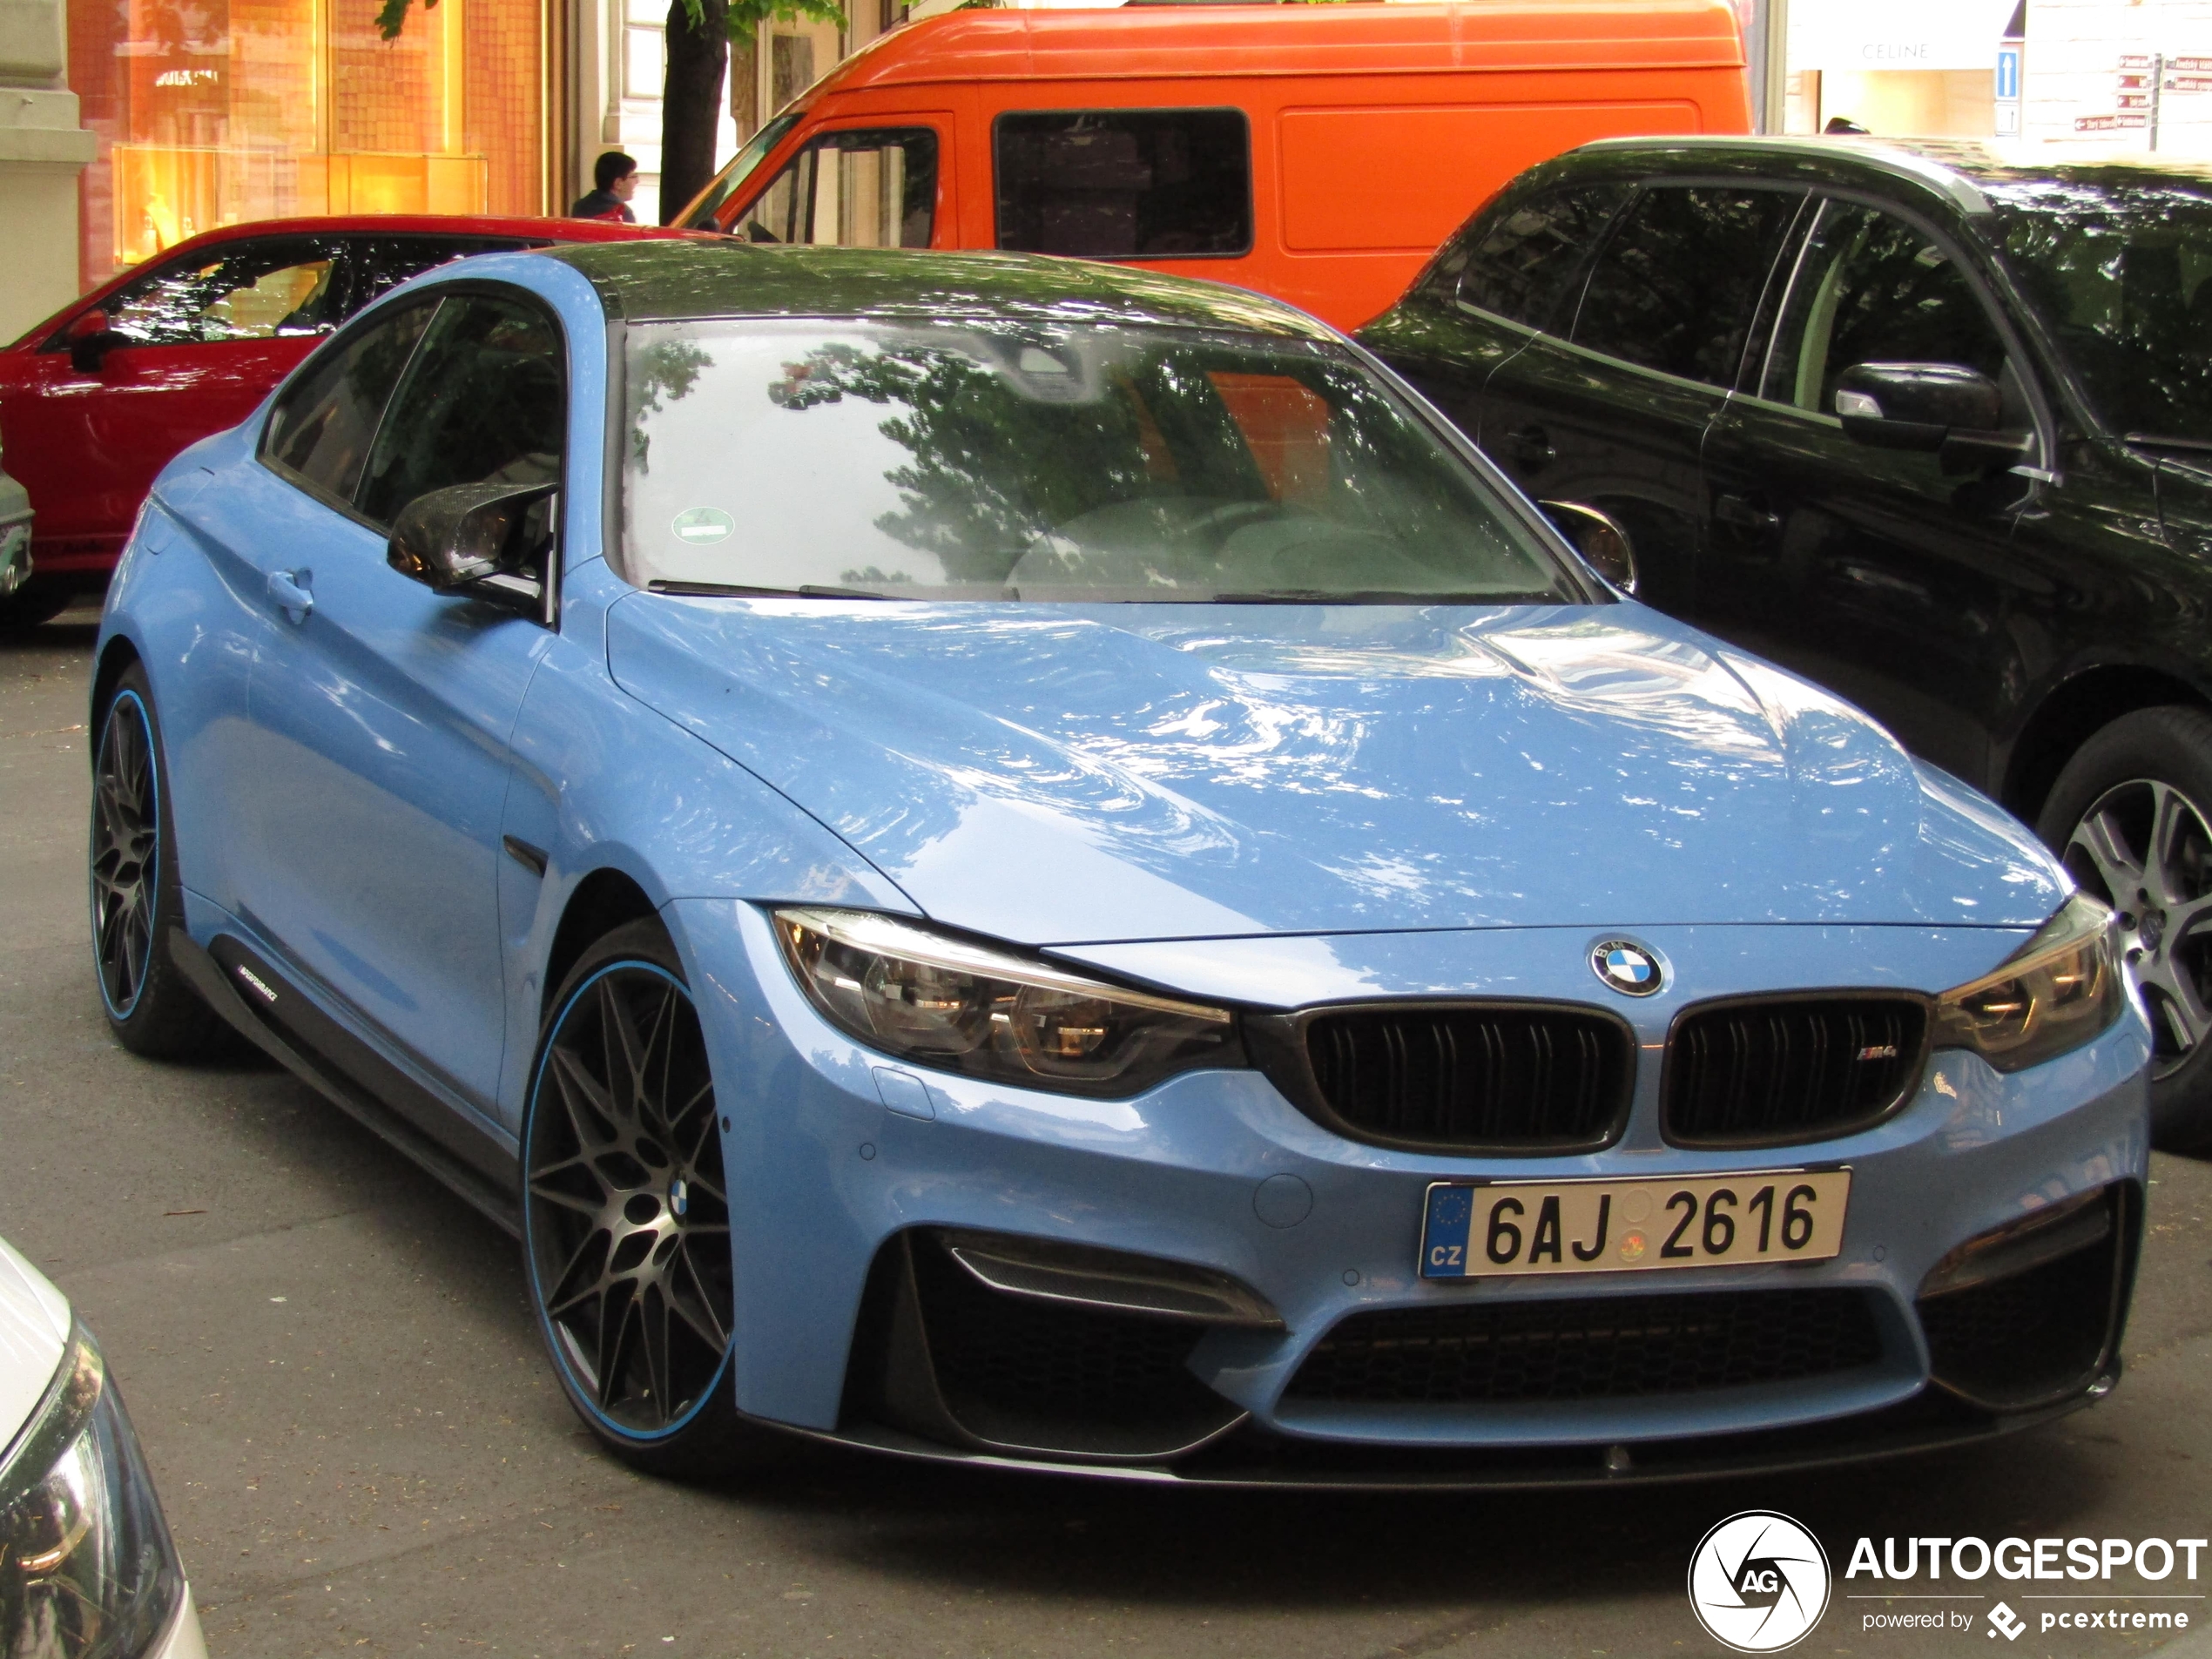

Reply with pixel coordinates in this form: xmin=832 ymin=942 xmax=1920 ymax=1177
xmin=649 ymin=579 xmax=892 ymax=601
xmin=1205 ymin=589 xmax=1543 ymax=604
xmin=2124 ymin=433 xmax=2212 ymax=455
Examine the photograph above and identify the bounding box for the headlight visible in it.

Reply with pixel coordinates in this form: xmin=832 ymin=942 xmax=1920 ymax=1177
xmin=1932 ymin=892 xmax=2123 ymax=1072
xmin=1 ymin=1325 xmax=186 ymax=1659
xmin=774 ymin=907 xmax=1244 ymax=1095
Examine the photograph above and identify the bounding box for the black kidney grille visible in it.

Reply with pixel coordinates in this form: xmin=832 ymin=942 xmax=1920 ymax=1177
xmin=1285 ymin=1288 xmax=1883 ymax=1405
xmin=1304 ymin=1007 xmax=1630 ymax=1149
xmin=1664 ymin=998 xmax=1926 ymax=1145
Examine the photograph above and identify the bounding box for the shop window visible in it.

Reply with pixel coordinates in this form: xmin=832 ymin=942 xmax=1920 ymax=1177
xmin=994 ymin=110 xmax=1251 ymax=260
xmin=738 ymin=129 xmax=938 ymax=247
xmin=73 ymin=0 xmax=546 ymax=287
xmin=772 ymin=35 xmax=815 ymax=110
xmin=1570 ymin=186 xmax=1803 ymax=387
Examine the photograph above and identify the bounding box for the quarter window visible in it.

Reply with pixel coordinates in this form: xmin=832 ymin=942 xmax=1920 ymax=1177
xmin=1450 ymin=183 xmax=1631 ymax=330
xmin=1570 ymin=186 xmax=1802 ymax=386
xmin=356 ymin=294 xmax=565 ymax=529
xmin=995 ymin=110 xmax=1251 ymax=260
xmin=737 ymin=128 xmax=939 ymax=248
xmin=262 ymin=300 xmax=437 ymax=504
xmin=1760 ymin=202 xmax=2012 ymax=415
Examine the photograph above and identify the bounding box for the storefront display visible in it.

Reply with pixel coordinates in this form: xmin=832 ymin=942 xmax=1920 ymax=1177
xmin=71 ymin=0 xmax=548 ymax=286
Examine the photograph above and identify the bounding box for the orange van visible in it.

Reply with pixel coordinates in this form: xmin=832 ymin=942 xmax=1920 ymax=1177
xmin=674 ymin=0 xmax=1750 ymax=330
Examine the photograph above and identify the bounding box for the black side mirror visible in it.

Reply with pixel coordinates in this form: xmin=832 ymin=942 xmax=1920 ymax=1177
xmin=1540 ymin=499 xmax=1637 ymax=595
xmin=1834 ymin=362 xmax=2027 ymax=471
xmin=387 ymin=481 xmax=556 ymax=610
xmin=67 ymin=309 xmax=121 ymax=375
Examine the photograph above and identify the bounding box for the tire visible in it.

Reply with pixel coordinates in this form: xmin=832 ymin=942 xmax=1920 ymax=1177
xmin=521 ymin=919 xmax=786 ymax=1479
xmin=2037 ymin=705 xmax=2212 ymax=1153
xmin=89 ymin=664 xmax=226 ymax=1059
xmin=0 ymin=581 xmax=74 ymax=632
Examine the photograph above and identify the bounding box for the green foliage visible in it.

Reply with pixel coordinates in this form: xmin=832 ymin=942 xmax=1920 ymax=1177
xmin=701 ymin=0 xmax=846 ymax=47
xmin=378 ymin=0 xmax=841 ymax=47
xmin=374 ymin=0 xmax=432 ymax=43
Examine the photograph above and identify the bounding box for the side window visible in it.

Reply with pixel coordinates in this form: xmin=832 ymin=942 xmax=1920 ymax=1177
xmin=1450 ymin=183 xmax=1632 ymax=331
xmin=1570 ymin=186 xmax=1803 ymax=386
xmin=995 ymin=110 xmax=1251 ymax=260
xmin=339 ymin=237 xmax=528 ymax=320
xmin=261 ymin=300 xmax=438 ymax=504
xmin=355 ymin=294 xmax=564 ymax=529
xmin=1760 ymin=202 xmax=2012 ymax=415
xmin=89 ymin=237 xmax=343 ymax=348
xmin=736 ymin=129 xmax=939 ymax=248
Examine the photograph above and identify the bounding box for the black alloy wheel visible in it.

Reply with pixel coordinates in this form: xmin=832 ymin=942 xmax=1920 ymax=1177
xmin=88 ymin=664 xmax=224 ymax=1058
xmin=523 ymin=921 xmax=774 ymax=1474
xmin=2040 ymin=705 xmax=2212 ymax=1152
xmin=91 ymin=688 xmax=158 ymax=1019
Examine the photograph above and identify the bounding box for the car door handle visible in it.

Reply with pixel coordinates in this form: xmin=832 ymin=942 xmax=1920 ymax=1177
xmin=1505 ymin=425 xmax=1554 ymax=469
xmin=267 ymin=569 xmax=313 ymax=624
xmin=1714 ymin=494 xmax=1781 ymax=535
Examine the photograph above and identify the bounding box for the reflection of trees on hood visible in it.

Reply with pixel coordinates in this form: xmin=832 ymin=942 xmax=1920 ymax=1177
xmin=629 ymin=338 xmax=711 ymax=472
xmin=767 ymin=338 xmax=1151 ymax=583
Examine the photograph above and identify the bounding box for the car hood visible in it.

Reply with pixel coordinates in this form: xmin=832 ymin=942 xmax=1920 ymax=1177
xmin=606 ymin=597 xmax=2066 ymax=945
xmin=0 ymin=1237 xmax=71 ymax=1446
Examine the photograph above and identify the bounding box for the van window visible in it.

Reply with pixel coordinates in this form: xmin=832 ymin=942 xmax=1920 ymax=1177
xmin=995 ymin=110 xmax=1251 ymax=260
xmin=1569 ymin=185 xmax=1801 ymax=386
xmin=737 ymin=128 xmax=938 ymax=247
xmin=1452 ymin=183 xmax=1631 ymax=331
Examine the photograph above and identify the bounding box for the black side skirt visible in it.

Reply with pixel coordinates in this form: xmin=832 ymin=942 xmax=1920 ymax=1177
xmin=169 ymin=927 xmax=521 ymax=1235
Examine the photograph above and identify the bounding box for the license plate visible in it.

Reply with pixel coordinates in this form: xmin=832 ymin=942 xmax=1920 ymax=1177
xmin=1418 ymin=1170 xmax=1851 ymax=1279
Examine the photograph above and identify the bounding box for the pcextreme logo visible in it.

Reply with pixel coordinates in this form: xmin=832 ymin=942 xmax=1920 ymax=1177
xmin=1688 ymin=1511 xmax=1832 ymax=1652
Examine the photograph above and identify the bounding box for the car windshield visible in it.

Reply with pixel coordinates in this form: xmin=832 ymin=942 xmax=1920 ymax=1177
xmin=1990 ymin=175 xmax=2212 ymax=443
xmin=618 ymin=318 xmax=1580 ymax=603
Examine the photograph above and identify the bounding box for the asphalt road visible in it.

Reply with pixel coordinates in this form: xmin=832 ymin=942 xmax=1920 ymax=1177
xmin=5 ymin=610 xmax=2212 ymax=1659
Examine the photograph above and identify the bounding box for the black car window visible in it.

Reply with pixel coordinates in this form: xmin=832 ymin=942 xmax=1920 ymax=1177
xmin=1450 ymin=183 xmax=1631 ymax=330
xmin=737 ymin=128 xmax=939 ymax=248
xmin=1760 ymin=201 xmax=2010 ymax=415
xmin=340 ymin=236 xmax=529 ymax=319
xmin=1989 ymin=179 xmax=2212 ymax=442
xmin=995 ymin=110 xmax=1251 ymax=260
xmin=356 ymin=293 xmax=564 ymax=529
xmin=81 ymin=236 xmax=345 ymax=349
xmin=261 ymin=300 xmax=438 ymax=503
xmin=1570 ymin=186 xmax=1802 ymax=386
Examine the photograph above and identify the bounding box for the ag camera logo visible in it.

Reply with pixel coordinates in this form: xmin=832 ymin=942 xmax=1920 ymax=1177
xmin=1689 ymin=1511 xmax=1831 ymax=1652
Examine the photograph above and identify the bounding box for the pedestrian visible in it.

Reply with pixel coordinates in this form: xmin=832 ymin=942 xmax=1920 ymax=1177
xmin=572 ymin=152 xmax=640 ymax=221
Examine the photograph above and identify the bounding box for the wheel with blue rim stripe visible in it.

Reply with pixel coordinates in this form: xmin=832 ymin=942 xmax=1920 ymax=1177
xmin=523 ymin=920 xmax=772 ymax=1474
xmin=89 ymin=663 xmax=223 ymax=1058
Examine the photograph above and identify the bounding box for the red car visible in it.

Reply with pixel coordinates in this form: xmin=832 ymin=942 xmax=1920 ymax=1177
xmin=0 ymin=214 xmax=686 ymax=628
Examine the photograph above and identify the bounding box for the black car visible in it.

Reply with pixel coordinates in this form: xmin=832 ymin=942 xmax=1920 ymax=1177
xmin=1361 ymin=134 xmax=2212 ymax=1150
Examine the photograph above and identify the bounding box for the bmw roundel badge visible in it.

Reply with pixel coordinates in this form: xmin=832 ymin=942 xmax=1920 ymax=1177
xmin=1591 ymin=939 xmax=1664 ymax=997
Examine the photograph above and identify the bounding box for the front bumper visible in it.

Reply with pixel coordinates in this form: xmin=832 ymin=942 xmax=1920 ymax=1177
xmin=669 ymin=901 xmax=2152 ymax=1483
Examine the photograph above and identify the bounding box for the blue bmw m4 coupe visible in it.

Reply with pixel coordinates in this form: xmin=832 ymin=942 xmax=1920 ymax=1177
xmin=88 ymin=240 xmax=2151 ymax=1486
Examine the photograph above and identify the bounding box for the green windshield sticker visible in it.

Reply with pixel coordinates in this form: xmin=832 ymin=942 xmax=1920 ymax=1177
xmin=671 ymin=507 xmax=734 ymax=545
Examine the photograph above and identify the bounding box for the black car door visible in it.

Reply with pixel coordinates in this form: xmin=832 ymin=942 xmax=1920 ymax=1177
xmin=1474 ymin=183 xmax=1805 ymax=618
xmin=1696 ymin=196 xmax=2052 ymax=786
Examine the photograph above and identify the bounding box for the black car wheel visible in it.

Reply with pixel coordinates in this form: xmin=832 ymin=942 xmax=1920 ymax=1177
xmin=2039 ymin=705 xmax=2212 ymax=1152
xmin=89 ymin=664 xmax=225 ymax=1057
xmin=522 ymin=920 xmax=782 ymax=1477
